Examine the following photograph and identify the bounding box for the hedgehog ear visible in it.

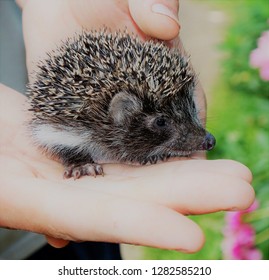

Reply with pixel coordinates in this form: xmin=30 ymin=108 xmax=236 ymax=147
xmin=109 ymin=91 xmax=142 ymax=126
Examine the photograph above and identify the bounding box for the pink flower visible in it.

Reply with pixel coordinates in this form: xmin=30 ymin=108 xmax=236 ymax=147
xmin=232 ymin=243 xmax=262 ymax=260
xmin=250 ymin=30 xmax=269 ymax=81
xmin=222 ymin=200 xmax=262 ymax=260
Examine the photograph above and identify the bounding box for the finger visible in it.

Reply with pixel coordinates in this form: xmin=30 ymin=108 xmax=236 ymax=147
xmin=135 ymin=171 xmax=255 ymax=214
xmin=56 ymin=194 xmax=204 ymax=252
xmin=46 ymin=236 xmax=70 ymax=248
xmin=103 ymin=159 xmax=253 ymax=183
xmin=1 ymin=173 xmax=203 ymax=252
xmin=128 ymin=0 xmax=180 ymax=40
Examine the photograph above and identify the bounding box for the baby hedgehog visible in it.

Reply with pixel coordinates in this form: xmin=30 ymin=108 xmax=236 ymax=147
xmin=27 ymin=30 xmax=216 ymax=179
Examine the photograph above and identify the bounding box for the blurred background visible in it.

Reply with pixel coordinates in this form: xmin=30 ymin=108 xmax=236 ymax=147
xmin=1 ymin=0 xmax=268 ymax=260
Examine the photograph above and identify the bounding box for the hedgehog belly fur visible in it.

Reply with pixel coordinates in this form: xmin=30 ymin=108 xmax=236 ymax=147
xmin=32 ymin=124 xmax=87 ymax=148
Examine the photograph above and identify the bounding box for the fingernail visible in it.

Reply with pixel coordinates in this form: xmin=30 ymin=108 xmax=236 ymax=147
xmin=151 ymin=3 xmax=180 ymax=25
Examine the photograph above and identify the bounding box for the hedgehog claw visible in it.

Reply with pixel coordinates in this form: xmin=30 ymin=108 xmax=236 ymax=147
xmin=95 ymin=164 xmax=104 ymax=176
xmin=63 ymin=165 xmax=75 ymax=179
xmin=73 ymin=169 xmax=82 ymax=180
xmin=63 ymin=163 xmax=104 ymax=179
xmin=63 ymin=170 xmax=70 ymax=179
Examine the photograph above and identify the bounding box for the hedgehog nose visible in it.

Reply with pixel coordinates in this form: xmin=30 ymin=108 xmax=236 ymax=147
xmin=202 ymin=132 xmax=216 ymax=151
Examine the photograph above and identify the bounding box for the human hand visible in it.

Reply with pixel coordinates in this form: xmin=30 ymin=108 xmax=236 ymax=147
xmin=11 ymin=0 xmax=253 ymax=251
xmin=0 ymin=84 xmax=254 ymax=251
xmin=17 ymin=0 xmax=180 ymax=75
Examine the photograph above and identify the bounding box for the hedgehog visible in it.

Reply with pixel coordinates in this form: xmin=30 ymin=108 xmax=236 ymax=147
xmin=27 ymin=29 xmax=216 ymax=179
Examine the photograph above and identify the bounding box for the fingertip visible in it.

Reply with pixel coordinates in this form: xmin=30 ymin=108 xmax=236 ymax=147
xmin=179 ymin=222 xmax=205 ymax=253
xmin=222 ymin=159 xmax=253 ymax=183
xmin=237 ymin=161 xmax=253 ymax=183
xmin=129 ymin=0 xmax=180 ymax=40
xmin=162 ymin=213 xmax=205 ymax=253
xmin=233 ymin=182 xmax=255 ymax=211
xmin=221 ymin=175 xmax=255 ymax=212
xmin=46 ymin=236 xmax=70 ymax=248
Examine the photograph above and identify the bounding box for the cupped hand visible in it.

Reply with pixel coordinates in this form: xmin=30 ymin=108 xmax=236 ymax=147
xmin=0 ymin=84 xmax=254 ymax=252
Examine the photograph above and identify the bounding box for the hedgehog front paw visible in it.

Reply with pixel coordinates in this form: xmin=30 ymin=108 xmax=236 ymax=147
xmin=63 ymin=163 xmax=104 ymax=179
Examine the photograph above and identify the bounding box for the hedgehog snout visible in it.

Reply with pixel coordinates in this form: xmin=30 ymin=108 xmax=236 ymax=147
xmin=201 ymin=132 xmax=216 ymax=151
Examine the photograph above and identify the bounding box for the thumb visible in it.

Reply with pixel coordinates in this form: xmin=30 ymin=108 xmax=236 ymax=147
xmin=128 ymin=0 xmax=180 ymax=41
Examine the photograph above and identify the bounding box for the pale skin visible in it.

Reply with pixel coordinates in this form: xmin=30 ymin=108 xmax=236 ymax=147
xmin=0 ymin=0 xmax=254 ymax=252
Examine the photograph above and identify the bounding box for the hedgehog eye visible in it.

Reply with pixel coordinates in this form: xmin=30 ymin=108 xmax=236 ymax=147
xmin=154 ymin=116 xmax=167 ymax=128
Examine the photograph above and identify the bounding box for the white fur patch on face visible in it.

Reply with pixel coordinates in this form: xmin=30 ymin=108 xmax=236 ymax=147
xmin=32 ymin=124 xmax=87 ymax=148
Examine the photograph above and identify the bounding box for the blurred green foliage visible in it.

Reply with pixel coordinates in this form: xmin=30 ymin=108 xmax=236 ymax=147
xmin=220 ymin=0 xmax=269 ymax=98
